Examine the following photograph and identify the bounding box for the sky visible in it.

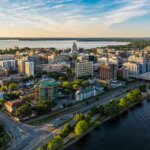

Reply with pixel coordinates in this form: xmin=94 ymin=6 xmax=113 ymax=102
xmin=0 ymin=0 xmax=150 ymax=37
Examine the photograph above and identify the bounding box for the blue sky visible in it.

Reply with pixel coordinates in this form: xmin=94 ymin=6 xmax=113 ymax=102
xmin=0 ymin=0 xmax=150 ymax=37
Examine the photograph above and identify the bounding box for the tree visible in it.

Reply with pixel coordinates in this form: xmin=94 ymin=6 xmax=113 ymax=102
xmin=74 ymin=113 xmax=87 ymax=122
xmin=75 ymin=120 xmax=88 ymax=136
xmin=72 ymin=84 xmax=79 ymax=91
xmin=0 ymin=86 xmax=7 ymax=92
xmin=8 ymin=83 xmax=17 ymax=91
xmin=33 ymin=100 xmax=52 ymax=115
xmin=138 ymin=85 xmax=146 ymax=92
xmin=62 ymin=81 xmax=72 ymax=89
xmin=119 ymin=98 xmax=128 ymax=109
xmin=74 ymin=79 xmax=83 ymax=85
xmin=126 ymin=89 xmax=142 ymax=103
xmin=63 ymin=89 xmax=71 ymax=95
xmin=47 ymin=136 xmax=63 ymax=150
xmin=89 ymin=107 xmax=99 ymax=117
xmin=37 ymin=147 xmax=43 ymax=150
xmin=66 ymin=67 xmax=72 ymax=81
xmin=60 ymin=123 xmax=72 ymax=138
xmin=15 ymin=104 xmax=31 ymax=118
xmin=104 ymin=100 xmax=120 ymax=116
xmin=81 ymin=81 xmax=89 ymax=88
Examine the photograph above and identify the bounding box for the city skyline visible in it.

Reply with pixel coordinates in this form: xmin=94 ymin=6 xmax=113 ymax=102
xmin=0 ymin=0 xmax=150 ymax=37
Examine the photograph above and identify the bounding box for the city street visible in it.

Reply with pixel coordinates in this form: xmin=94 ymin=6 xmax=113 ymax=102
xmin=0 ymin=82 xmax=144 ymax=150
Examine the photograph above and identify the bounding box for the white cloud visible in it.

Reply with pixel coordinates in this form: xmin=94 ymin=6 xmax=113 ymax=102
xmin=0 ymin=0 xmax=150 ymax=36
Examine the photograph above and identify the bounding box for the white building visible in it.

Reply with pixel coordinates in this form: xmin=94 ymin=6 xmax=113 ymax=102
xmin=70 ymin=42 xmax=78 ymax=56
xmin=75 ymin=61 xmax=93 ymax=78
xmin=123 ymin=62 xmax=140 ymax=76
xmin=18 ymin=60 xmax=26 ymax=75
xmin=48 ymin=54 xmax=70 ymax=64
xmin=77 ymin=53 xmax=89 ymax=61
xmin=97 ymin=56 xmax=118 ymax=66
xmin=0 ymin=60 xmax=16 ymax=71
xmin=76 ymin=85 xmax=104 ymax=101
xmin=128 ymin=55 xmax=146 ymax=73
xmin=25 ymin=61 xmax=34 ymax=77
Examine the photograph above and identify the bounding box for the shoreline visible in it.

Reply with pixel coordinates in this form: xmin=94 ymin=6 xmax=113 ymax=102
xmin=62 ymin=101 xmax=143 ymax=150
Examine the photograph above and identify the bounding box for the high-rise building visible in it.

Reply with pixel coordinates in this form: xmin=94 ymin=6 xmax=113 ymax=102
xmin=128 ymin=55 xmax=146 ymax=73
xmin=75 ymin=61 xmax=93 ymax=78
xmin=34 ymin=78 xmax=58 ymax=102
xmin=18 ymin=60 xmax=26 ymax=75
xmin=25 ymin=61 xmax=34 ymax=77
xmin=100 ymin=64 xmax=117 ymax=81
xmin=123 ymin=62 xmax=140 ymax=76
xmin=0 ymin=60 xmax=16 ymax=71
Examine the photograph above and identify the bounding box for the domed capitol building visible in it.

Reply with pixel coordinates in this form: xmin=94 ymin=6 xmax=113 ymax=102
xmin=70 ymin=42 xmax=78 ymax=56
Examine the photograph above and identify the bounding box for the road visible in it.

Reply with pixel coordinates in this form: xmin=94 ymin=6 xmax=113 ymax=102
xmin=0 ymin=82 xmax=143 ymax=150
xmin=0 ymin=110 xmax=48 ymax=150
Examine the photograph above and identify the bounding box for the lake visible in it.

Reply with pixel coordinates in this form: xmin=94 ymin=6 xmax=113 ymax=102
xmin=0 ymin=40 xmax=128 ymax=49
xmin=66 ymin=101 xmax=150 ymax=150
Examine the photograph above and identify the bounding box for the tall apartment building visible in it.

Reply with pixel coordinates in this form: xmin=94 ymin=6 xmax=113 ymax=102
xmin=0 ymin=60 xmax=16 ymax=71
xmin=25 ymin=61 xmax=34 ymax=77
xmin=18 ymin=60 xmax=26 ymax=75
xmin=100 ymin=64 xmax=117 ymax=81
xmin=34 ymin=78 xmax=58 ymax=102
xmin=75 ymin=61 xmax=93 ymax=78
xmin=123 ymin=62 xmax=140 ymax=76
xmin=128 ymin=55 xmax=146 ymax=73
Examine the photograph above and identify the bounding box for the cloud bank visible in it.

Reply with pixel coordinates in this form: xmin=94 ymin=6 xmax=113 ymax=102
xmin=0 ymin=0 xmax=150 ymax=37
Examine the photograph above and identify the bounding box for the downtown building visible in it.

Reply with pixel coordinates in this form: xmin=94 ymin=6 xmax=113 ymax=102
xmin=25 ymin=61 xmax=34 ymax=77
xmin=100 ymin=63 xmax=117 ymax=81
xmin=75 ymin=60 xmax=93 ymax=78
xmin=0 ymin=60 xmax=16 ymax=71
xmin=18 ymin=60 xmax=34 ymax=77
xmin=34 ymin=78 xmax=58 ymax=102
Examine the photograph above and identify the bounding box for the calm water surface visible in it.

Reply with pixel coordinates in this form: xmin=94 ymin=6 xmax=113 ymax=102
xmin=66 ymin=101 xmax=150 ymax=150
xmin=0 ymin=40 xmax=128 ymax=49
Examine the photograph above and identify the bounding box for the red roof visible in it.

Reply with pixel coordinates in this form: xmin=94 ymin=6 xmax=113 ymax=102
xmin=5 ymin=100 xmax=24 ymax=107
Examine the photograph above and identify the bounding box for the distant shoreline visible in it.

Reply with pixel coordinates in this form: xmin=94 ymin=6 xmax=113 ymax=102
xmin=0 ymin=37 xmax=150 ymax=42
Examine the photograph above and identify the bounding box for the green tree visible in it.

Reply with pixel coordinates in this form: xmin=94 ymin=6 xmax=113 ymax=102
xmin=8 ymin=83 xmax=17 ymax=91
xmin=89 ymin=107 xmax=99 ymax=117
xmin=47 ymin=135 xmax=63 ymax=150
xmin=66 ymin=67 xmax=72 ymax=81
xmin=0 ymin=86 xmax=7 ymax=92
xmin=62 ymin=81 xmax=72 ymax=89
xmin=81 ymin=81 xmax=89 ymax=88
xmin=75 ymin=120 xmax=88 ymax=136
xmin=15 ymin=104 xmax=31 ymax=118
xmin=74 ymin=113 xmax=87 ymax=122
xmin=104 ymin=100 xmax=120 ymax=116
xmin=72 ymin=84 xmax=79 ymax=91
xmin=119 ymin=98 xmax=128 ymax=109
xmin=37 ymin=147 xmax=43 ymax=150
xmin=74 ymin=79 xmax=83 ymax=85
xmin=60 ymin=123 xmax=72 ymax=138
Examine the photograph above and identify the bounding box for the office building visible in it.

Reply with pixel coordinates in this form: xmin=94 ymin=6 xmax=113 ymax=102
xmin=25 ymin=61 xmax=34 ymax=77
xmin=48 ymin=54 xmax=70 ymax=64
xmin=75 ymin=61 xmax=93 ymax=78
xmin=0 ymin=60 xmax=16 ymax=71
xmin=34 ymin=78 xmax=58 ymax=102
xmin=100 ymin=64 xmax=117 ymax=81
xmin=123 ymin=62 xmax=140 ymax=76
